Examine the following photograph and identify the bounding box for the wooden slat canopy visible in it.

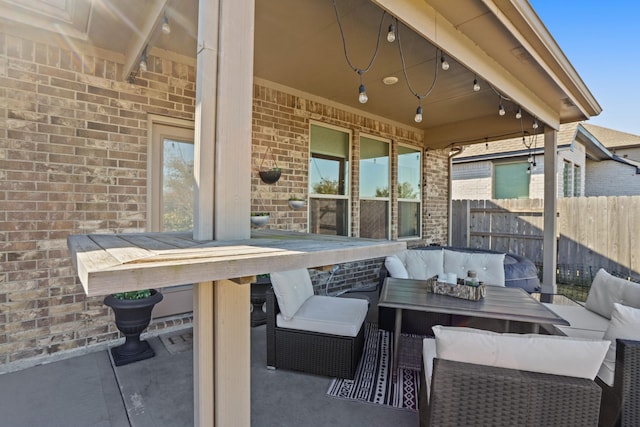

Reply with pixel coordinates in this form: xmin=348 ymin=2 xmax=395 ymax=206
xmin=67 ymin=230 xmax=406 ymax=296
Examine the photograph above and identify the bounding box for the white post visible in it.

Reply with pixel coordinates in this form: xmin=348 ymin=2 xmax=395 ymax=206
xmin=193 ymin=0 xmax=254 ymax=426
xmin=542 ymin=127 xmax=558 ymax=294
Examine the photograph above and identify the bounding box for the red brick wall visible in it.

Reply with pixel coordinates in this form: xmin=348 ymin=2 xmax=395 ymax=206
xmin=0 ymin=30 xmax=449 ymax=368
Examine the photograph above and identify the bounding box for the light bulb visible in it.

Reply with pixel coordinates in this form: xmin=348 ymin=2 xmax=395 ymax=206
xmin=533 ymin=118 xmax=539 ymax=129
xmin=532 ymin=160 xmax=537 ymax=170
xmin=414 ymin=106 xmax=423 ymax=123
xmin=127 ymin=74 xmax=136 ymax=89
xmin=139 ymin=58 xmax=147 ymax=72
xmin=441 ymin=55 xmax=449 ymax=71
xmin=515 ymin=107 xmax=522 ymax=119
xmin=358 ymin=84 xmax=368 ymax=104
xmin=473 ymin=78 xmax=480 ymax=92
xmin=498 ymin=104 xmax=505 ymax=116
xmin=526 ymin=166 xmax=531 ymax=174
xmin=162 ymin=14 xmax=171 ymax=35
xmin=386 ymin=24 xmax=396 ymax=43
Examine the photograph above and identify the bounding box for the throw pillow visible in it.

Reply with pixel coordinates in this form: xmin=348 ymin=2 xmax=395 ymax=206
xmin=385 ymin=255 xmax=409 ymax=279
xmin=597 ymin=303 xmax=640 ymax=387
xmin=585 ymin=269 xmax=628 ymax=319
xmin=433 ymin=325 xmax=609 ymax=380
xmin=404 ymin=249 xmax=443 ymax=280
xmin=443 ymin=249 xmax=506 ymax=286
xmin=270 ymin=269 xmax=315 ymax=320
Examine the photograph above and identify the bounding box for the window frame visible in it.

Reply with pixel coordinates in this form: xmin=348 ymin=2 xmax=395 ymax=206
xmin=358 ymin=133 xmax=391 ymax=240
xmin=397 ymin=142 xmax=422 ymax=240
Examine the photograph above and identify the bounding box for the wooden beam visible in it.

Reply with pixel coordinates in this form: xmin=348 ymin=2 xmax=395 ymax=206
xmin=543 ymin=128 xmax=558 ymax=294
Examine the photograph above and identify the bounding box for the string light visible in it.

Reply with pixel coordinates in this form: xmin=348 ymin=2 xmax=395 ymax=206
xmin=414 ymin=104 xmax=423 ymax=123
xmin=515 ymin=107 xmax=522 ymax=119
xmin=387 ymin=23 xmax=396 ymax=42
xmin=498 ymin=103 xmax=505 ymax=116
xmin=162 ymin=13 xmax=171 ymax=35
xmin=139 ymin=46 xmax=148 ymax=72
xmin=441 ymin=54 xmax=449 ymax=71
xmin=533 ymin=118 xmax=539 ymax=129
xmin=473 ymin=77 xmax=480 ymax=92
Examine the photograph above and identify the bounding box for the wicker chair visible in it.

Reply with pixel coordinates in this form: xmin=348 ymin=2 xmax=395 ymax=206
xmin=597 ymin=339 xmax=640 ymax=427
xmin=265 ymin=288 xmax=365 ymax=379
xmin=419 ymin=357 xmax=603 ymax=427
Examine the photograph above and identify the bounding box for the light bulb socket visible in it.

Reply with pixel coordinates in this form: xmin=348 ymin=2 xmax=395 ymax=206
xmin=386 ymin=24 xmax=396 ymax=43
xmin=162 ymin=14 xmax=171 ymax=35
xmin=358 ymin=84 xmax=368 ymax=104
xmin=533 ymin=119 xmax=539 ymax=129
xmin=139 ymin=46 xmax=148 ymax=72
xmin=473 ymin=78 xmax=480 ymax=92
xmin=498 ymin=104 xmax=505 ymax=116
xmin=441 ymin=55 xmax=449 ymax=71
xmin=515 ymin=108 xmax=522 ymax=119
xmin=414 ymin=106 xmax=423 ymax=123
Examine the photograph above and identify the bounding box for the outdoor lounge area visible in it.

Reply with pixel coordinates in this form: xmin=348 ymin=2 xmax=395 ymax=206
xmin=3 ymin=0 xmax=634 ymax=426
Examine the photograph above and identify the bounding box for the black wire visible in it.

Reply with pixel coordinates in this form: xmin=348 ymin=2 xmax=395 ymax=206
xmin=333 ymin=0 xmax=386 ymax=74
xmin=396 ymin=22 xmax=439 ymax=102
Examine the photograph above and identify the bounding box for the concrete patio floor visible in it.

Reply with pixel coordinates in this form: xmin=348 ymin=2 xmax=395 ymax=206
xmin=0 ymin=291 xmax=418 ymax=426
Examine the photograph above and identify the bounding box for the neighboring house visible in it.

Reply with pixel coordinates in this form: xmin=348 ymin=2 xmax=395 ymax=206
xmin=452 ymin=122 xmax=640 ymax=199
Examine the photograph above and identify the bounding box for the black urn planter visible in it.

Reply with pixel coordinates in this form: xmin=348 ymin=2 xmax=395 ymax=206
xmin=104 ymin=290 xmax=163 ymax=366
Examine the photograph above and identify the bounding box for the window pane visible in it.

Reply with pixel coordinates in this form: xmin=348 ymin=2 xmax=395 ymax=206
xmin=359 ymin=137 xmax=389 ymax=197
xmin=309 ymin=198 xmax=349 ymax=236
xmin=563 ymin=161 xmax=571 ymax=197
xmin=398 ymin=146 xmax=421 ymax=200
xmin=359 ymin=199 xmax=389 ymax=239
xmin=494 ymin=163 xmax=530 ymax=199
xmin=573 ymin=164 xmax=580 ymax=197
xmin=399 ymin=201 xmax=420 ymax=238
xmin=310 ymin=125 xmax=349 ymax=195
xmin=162 ymin=139 xmax=194 ymax=231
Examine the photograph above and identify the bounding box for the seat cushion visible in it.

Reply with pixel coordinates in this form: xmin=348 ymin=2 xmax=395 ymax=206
xmin=422 ymin=338 xmax=436 ymax=402
xmin=542 ymin=303 xmax=609 ymax=335
xmin=432 ymin=325 xmax=609 ymax=380
xmin=270 ymin=269 xmax=315 ymax=320
xmin=597 ymin=303 xmax=640 ymax=386
xmin=585 ymin=268 xmax=640 ymax=319
xmin=276 ymin=295 xmax=368 ymax=337
xmin=443 ymin=249 xmax=505 ymax=286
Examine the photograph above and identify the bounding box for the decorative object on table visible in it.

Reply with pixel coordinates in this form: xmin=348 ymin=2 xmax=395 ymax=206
xmin=104 ymin=289 xmax=163 ymax=366
xmin=326 ymin=323 xmax=420 ymax=411
xmin=250 ymin=212 xmax=270 ymax=226
xmin=428 ymin=275 xmax=486 ymax=301
xmin=287 ymin=196 xmax=305 ymax=210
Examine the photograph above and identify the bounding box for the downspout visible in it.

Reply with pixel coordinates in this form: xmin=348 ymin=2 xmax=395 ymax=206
xmin=448 ymin=146 xmax=465 ymax=245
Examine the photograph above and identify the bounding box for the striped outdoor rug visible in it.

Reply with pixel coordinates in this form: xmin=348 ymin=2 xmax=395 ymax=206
xmin=326 ymin=323 xmax=422 ymax=412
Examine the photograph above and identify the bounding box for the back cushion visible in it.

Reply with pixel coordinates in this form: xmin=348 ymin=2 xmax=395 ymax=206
xmin=433 ymin=325 xmax=609 ymax=380
xmin=270 ymin=269 xmax=314 ymax=320
xmin=585 ymin=269 xmax=637 ymax=319
xmin=384 ymin=255 xmax=409 ymax=279
xmin=404 ymin=249 xmax=443 ymax=280
xmin=597 ymin=303 xmax=640 ymax=386
xmin=443 ymin=249 xmax=505 ymax=286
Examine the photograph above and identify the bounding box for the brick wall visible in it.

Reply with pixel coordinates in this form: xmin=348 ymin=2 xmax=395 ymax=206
xmin=0 ymin=31 xmax=450 ymax=368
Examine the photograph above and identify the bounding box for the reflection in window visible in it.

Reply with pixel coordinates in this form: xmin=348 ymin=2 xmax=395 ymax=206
xmin=360 ymin=136 xmax=389 ymax=239
xmin=162 ymin=139 xmax=194 ymax=231
xmin=309 ymin=124 xmax=350 ymax=235
xmin=398 ymin=145 xmax=421 ymax=238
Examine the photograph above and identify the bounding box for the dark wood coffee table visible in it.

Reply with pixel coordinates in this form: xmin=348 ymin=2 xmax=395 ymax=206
xmin=378 ymin=277 xmax=570 ymax=380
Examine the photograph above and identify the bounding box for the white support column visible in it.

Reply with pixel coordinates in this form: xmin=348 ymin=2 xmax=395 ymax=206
xmin=542 ymin=127 xmax=558 ymax=294
xmin=193 ymin=0 xmax=254 ymax=425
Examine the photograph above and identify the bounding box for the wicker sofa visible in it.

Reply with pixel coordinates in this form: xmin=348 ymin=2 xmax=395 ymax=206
xmin=541 ymin=268 xmax=640 ymax=426
xmin=265 ymin=268 xmax=367 ymax=379
xmin=419 ymin=327 xmax=608 ymax=427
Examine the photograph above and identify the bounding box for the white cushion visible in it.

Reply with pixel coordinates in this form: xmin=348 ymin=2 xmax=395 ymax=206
xmin=542 ymin=303 xmax=609 ymax=335
xmin=270 ymin=269 xmax=315 ymax=320
xmin=275 ymin=295 xmax=368 ymax=337
xmin=403 ymin=249 xmax=443 ymax=280
xmin=422 ymin=338 xmax=436 ymax=402
xmin=443 ymin=250 xmax=506 ymax=286
xmin=432 ymin=325 xmax=609 ymax=380
xmin=385 ymin=255 xmax=409 ymax=279
xmin=597 ymin=303 xmax=640 ymax=386
xmin=585 ymin=269 xmax=634 ymax=319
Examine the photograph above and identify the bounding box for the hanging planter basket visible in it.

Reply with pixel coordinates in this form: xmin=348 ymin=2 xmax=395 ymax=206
xmin=250 ymin=214 xmax=270 ymax=227
xmin=257 ymin=146 xmax=281 ymax=184
xmin=288 ymin=199 xmax=305 ymax=210
xmin=258 ymin=169 xmax=281 ymax=184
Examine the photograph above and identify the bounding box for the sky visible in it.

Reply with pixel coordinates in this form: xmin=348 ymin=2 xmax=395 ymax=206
xmin=528 ymin=1 xmax=640 ymax=136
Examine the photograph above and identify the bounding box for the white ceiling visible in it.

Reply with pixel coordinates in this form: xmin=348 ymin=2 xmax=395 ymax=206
xmin=0 ymin=0 xmax=598 ymax=148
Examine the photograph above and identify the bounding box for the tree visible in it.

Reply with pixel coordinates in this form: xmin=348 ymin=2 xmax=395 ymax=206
xmin=312 ymin=177 xmax=339 ymax=195
xmin=163 ymin=147 xmax=194 ymax=231
xmin=374 ymin=182 xmax=417 ymax=199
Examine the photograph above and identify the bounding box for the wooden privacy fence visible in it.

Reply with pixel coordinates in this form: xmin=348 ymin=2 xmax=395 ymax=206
xmin=451 ymin=197 xmax=640 ymax=283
